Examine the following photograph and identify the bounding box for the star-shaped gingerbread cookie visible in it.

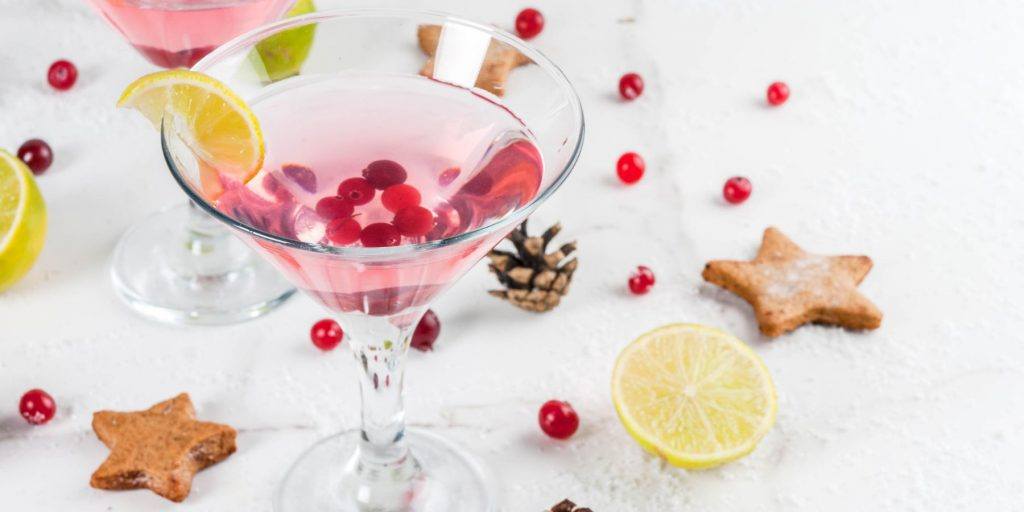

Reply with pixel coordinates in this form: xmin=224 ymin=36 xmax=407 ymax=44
xmin=90 ymin=393 xmax=237 ymax=502
xmin=702 ymin=227 xmax=882 ymax=337
xmin=418 ymin=24 xmax=531 ymax=97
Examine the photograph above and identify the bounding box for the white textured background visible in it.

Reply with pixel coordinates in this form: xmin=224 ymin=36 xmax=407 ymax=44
xmin=2 ymin=0 xmax=1024 ymax=510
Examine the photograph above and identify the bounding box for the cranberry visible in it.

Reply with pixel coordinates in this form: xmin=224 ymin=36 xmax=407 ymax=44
xmin=362 ymin=160 xmax=407 ymax=190
xmin=360 ymin=222 xmax=400 ymax=247
xmin=438 ymin=167 xmax=461 ymax=186
xmin=538 ymin=400 xmax=578 ymax=439
xmin=618 ymin=72 xmax=644 ymax=100
xmin=315 ymin=196 xmax=355 ymax=220
xmin=47 ymin=60 xmax=77 ymax=91
xmin=310 ymin=319 xmax=344 ymax=351
xmin=723 ymin=176 xmax=752 ymax=204
xmin=616 ymin=152 xmax=645 ymax=184
xmin=393 ymin=206 xmax=434 ymax=237
xmin=767 ymin=81 xmax=790 ymax=106
xmin=19 ymin=389 xmax=56 ymax=425
xmin=282 ymin=164 xmax=317 ymax=193
xmin=337 ymin=177 xmax=375 ymax=205
xmin=628 ymin=265 xmax=655 ymax=295
xmin=381 ymin=184 xmax=422 ymax=213
xmin=515 ymin=8 xmax=545 ymax=39
xmin=411 ymin=309 xmax=440 ymax=351
xmin=326 ymin=217 xmax=361 ymax=245
xmin=17 ymin=139 xmax=53 ymax=175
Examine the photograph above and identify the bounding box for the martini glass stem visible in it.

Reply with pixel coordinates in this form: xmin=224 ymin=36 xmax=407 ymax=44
xmin=177 ymin=200 xmax=248 ymax=279
xmin=341 ymin=309 xmax=426 ymax=508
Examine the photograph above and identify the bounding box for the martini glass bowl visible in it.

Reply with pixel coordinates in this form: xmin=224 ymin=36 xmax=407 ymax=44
xmin=164 ymin=9 xmax=584 ymax=511
xmin=89 ymin=0 xmax=298 ymax=324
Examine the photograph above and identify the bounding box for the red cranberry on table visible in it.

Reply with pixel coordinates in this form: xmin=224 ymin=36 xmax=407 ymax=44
xmin=538 ymin=399 xmax=579 ymax=439
xmin=411 ymin=309 xmax=441 ymax=351
xmin=17 ymin=139 xmax=54 ymax=175
xmin=616 ymin=151 xmax=645 ymax=184
xmin=628 ymin=265 xmax=655 ymax=295
xmin=722 ymin=176 xmax=752 ymax=204
xmin=310 ymin=319 xmax=344 ymax=351
xmin=515 ymin=8 xmax=545 ymax=39
xmin=618 ymin=72 xmax=644 ymax=100
xmin=19 ymin=389 xmax=56 ymax=425
xmin=47 ymin=60 xmax=78 ymax=91
xmin=766 ymin=81 xmax=790 ymax=106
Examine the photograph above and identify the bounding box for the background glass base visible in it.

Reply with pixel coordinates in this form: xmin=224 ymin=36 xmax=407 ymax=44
xmin=275 ymin=429 xmax=499 ymax=512
xmin=110 ymin=203 xmax=295 ymax=325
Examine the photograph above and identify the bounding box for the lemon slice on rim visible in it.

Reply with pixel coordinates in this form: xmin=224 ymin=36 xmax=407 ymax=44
xmin=117 ymin=70 xmax=264 ymax=197
xmin=612 ymin=323 xmax=777 ymax=469
xmin=0 ymin=150 xmax=47 ymax=292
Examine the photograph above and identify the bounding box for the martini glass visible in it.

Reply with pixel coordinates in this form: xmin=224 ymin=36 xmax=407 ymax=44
xmin=163 ymin=10 xmax=584 ymax=511
xmin=90 ymin=0 xmax=298 ymax=324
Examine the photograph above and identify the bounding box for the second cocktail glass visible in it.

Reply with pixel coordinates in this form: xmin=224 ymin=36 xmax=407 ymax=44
xmin=90 ymin=0 xmax=297 ymax=324
xmin=163 ymin=10 xmax=584 ymax=511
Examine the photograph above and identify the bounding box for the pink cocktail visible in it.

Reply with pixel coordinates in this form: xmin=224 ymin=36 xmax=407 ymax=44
xmin=163 ymin=10 xmax=584 ymax=512
xmin=91 ymin=0 xmax=295 ymax=67
xmin=90 ymin=0 xmax=297 ymax=325
xmin=214 ymin=73 xmax=543 ymax=316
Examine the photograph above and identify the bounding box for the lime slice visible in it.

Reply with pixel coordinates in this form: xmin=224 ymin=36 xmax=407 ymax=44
xmin=117 ymin=69 xmax=264 ymax=197
xmin=612 ymin=323 xmax=777 ymax=469
xmin=0 ymin=150 xmax=47 ymax=292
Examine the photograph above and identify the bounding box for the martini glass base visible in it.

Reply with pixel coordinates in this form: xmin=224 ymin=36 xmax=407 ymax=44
xmin=275 ymin=429 xmax=499 ymax=512
xmin=110 ymin=203 xmax=296 ymax=325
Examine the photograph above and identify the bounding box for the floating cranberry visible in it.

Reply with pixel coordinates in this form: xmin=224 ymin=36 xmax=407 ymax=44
xmin=315 ymin=196 xmax=355 ymax=220
xmin=515 ymin=8 xmax=545 ymax=39
xmin=628 ymin=265 xmax=655 ymax=295
xmin=310 ymin=319 xmax=344 ymax=351
xmin=538 ymin=400 xmax=578 ymax=439
xmin=619 ymin=72 xmax=644 ymax=100
xmin=19 ymin=389 xmax=56 ymax=425
xmin=337 ymin=177 xmax=375 ymax=205
xmin=616 ymin=152 xmax=645 ymax=184
xmin=282 ymin=164 xmax=317 ymax=193
xmin=47 ymin=60 xmax=77 ymax=91
xmin=767 ymin=81 xmax=790 ymax=106
xmin=360 ymin=222 xmax=400 ymax=247
xmin=326 ymin=217 xmax=361 ymax=245
xmin=394 ymin=206 xmax=434 ymax=237
xmin=362 ymin=160 xmax=407 ymax=190
xmin=438 ymin=167 xmax=461 ymax=186
xmin=17 ymin=139 xmax=53 ymax=175
xmin=723 ymin=176 xmax=752 ymax=204
xmin=411 ymin=309 xmax=440 ymax=351
xmin=381 ymin=184 xmax=422 ymax=213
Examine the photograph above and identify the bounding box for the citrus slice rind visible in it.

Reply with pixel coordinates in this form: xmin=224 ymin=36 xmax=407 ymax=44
xmin=612 ymin=323 xmax=777 ymax=469
xmin=117 ymin=70 xmax=264 ymax=198
xmin=0 ymin=150 xmax=47 ymax=292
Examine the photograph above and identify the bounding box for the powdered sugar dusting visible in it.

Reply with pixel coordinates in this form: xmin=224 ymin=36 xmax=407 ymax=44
xmin=762 ymin=256 xmax=829 ymax=299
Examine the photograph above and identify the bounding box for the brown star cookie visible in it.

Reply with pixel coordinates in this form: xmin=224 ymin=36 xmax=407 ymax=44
xmin=702 ymin=227 xmax=882 ymax=337
xmin=418 ymin=24 xmax=532 ymax=96
xmin=90 ymin=393 xmax=237 ymax=502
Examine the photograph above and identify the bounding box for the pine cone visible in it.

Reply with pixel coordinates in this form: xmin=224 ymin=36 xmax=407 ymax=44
xmin=487 ymin=220 xmax=578 ymax=312
xmin=549 ymin=499 xmax=593 ymax=512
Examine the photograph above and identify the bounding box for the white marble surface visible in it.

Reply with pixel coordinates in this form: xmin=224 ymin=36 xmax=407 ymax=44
xmin=3 ymin=0 xmax=1024 ymax=510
